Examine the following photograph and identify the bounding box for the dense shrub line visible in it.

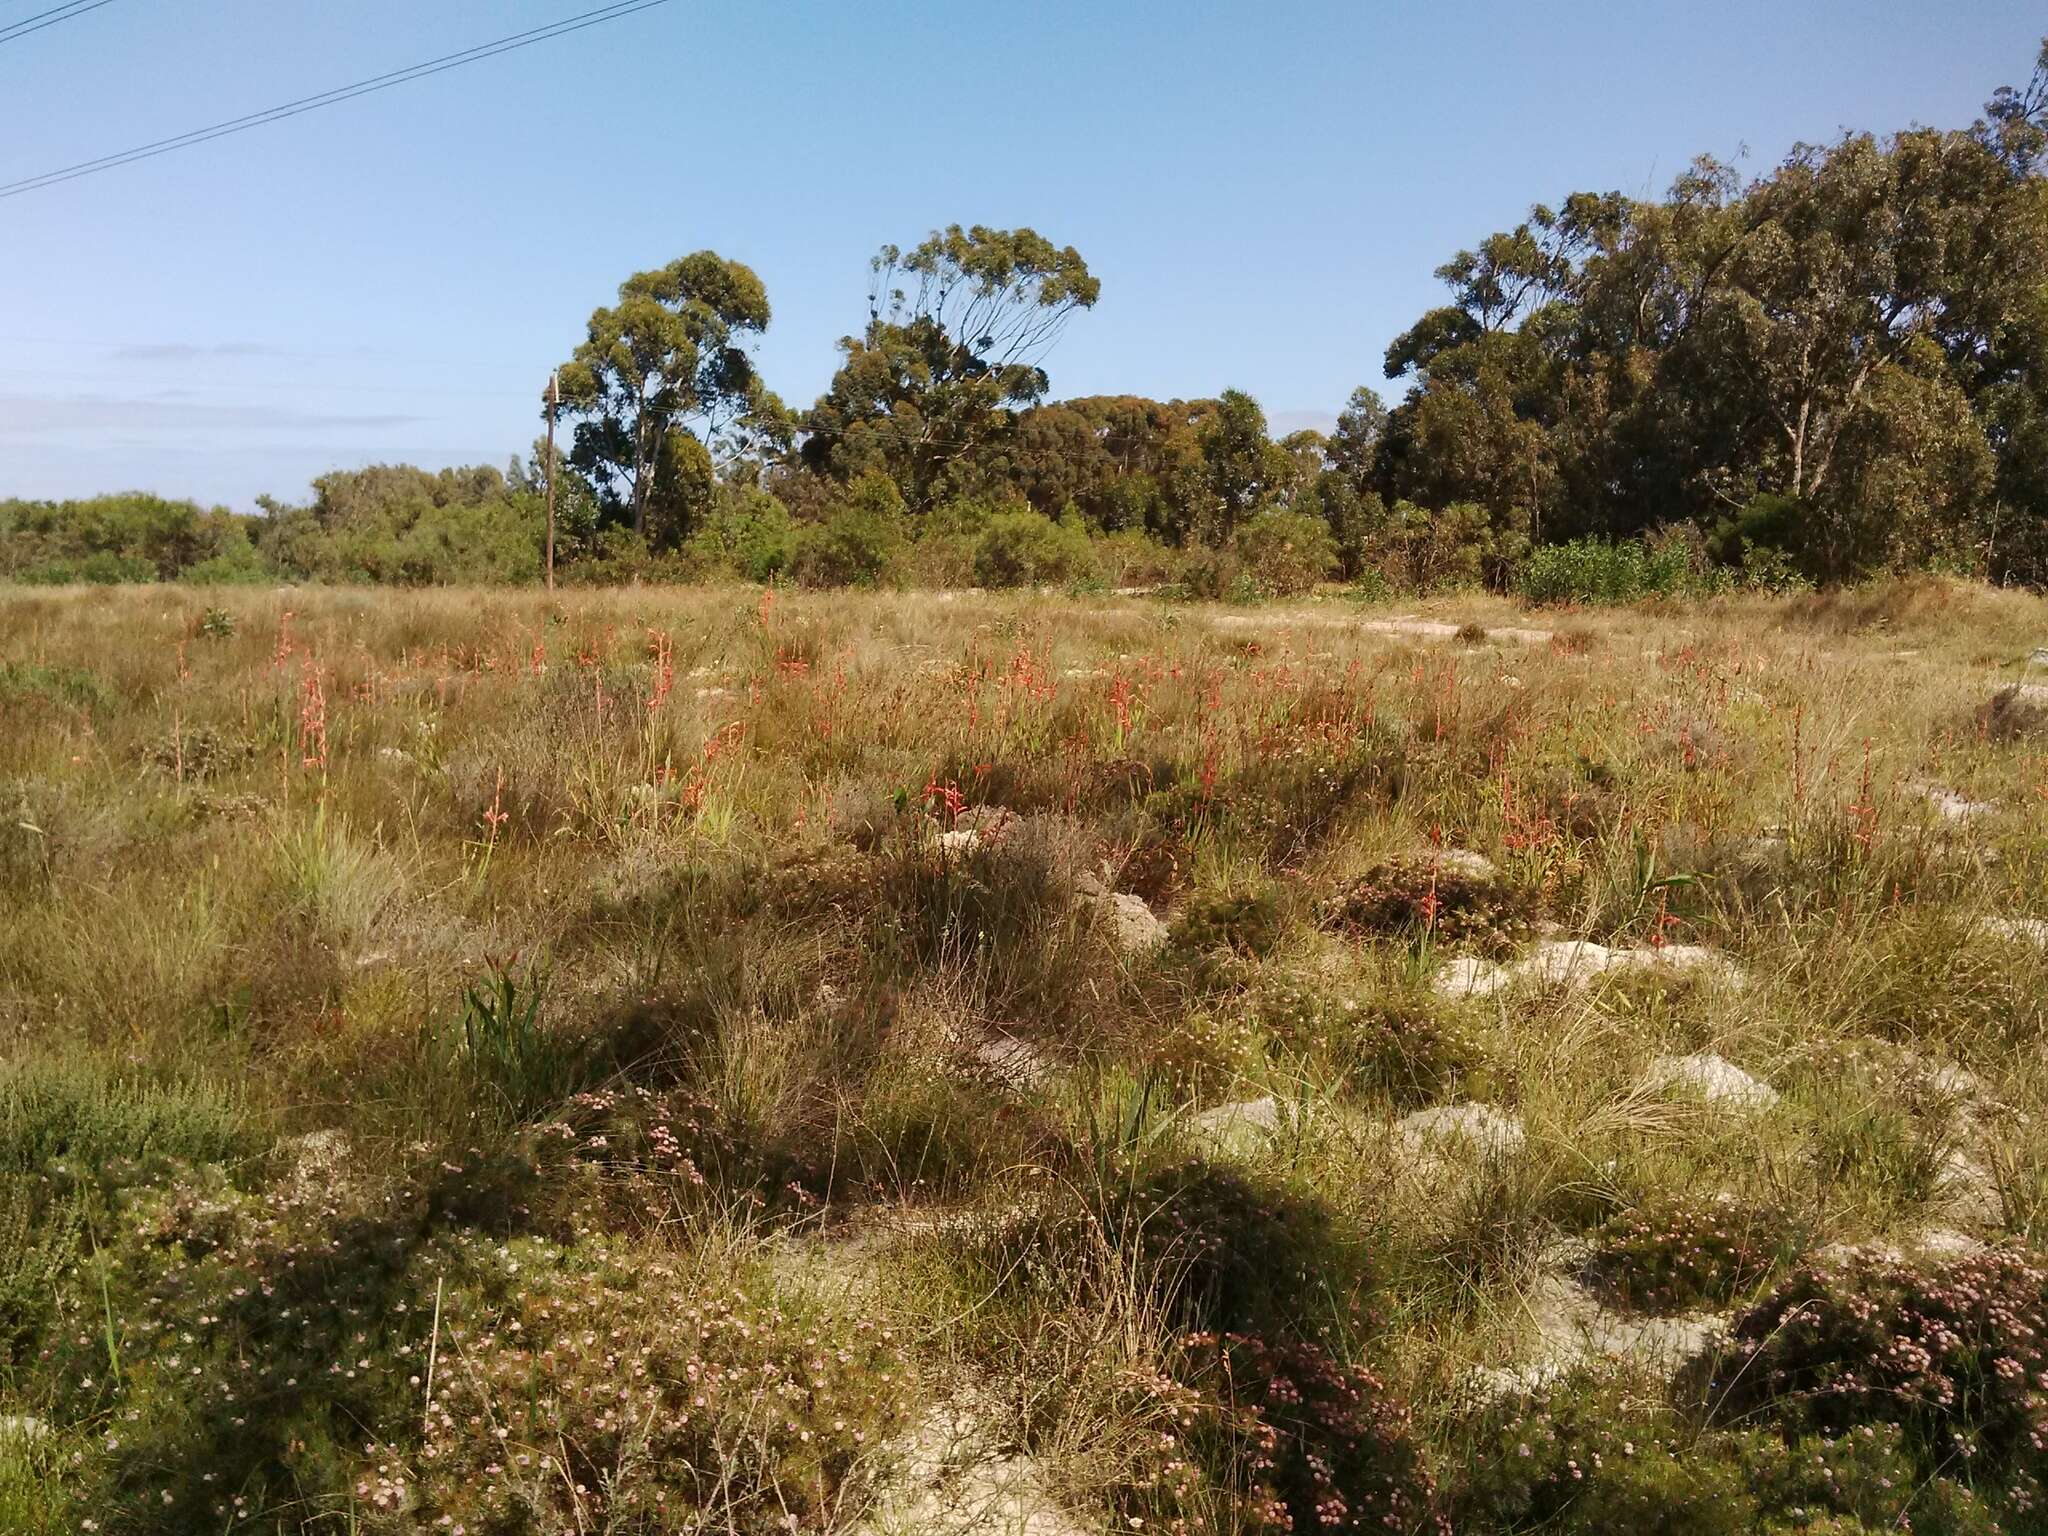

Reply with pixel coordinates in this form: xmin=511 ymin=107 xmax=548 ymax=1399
xmin=3 ymin=473 xmax=1816 ymax=601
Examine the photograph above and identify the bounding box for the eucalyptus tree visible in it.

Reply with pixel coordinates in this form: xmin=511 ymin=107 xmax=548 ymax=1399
xmin=556 ymin=252 xmax=785 ymax=544
xmin=800 ymin=225 xmax=1100 ymax=508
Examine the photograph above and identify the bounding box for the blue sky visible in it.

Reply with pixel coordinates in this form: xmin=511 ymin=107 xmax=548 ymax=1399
xmin=1 ymin=0 xmax=2041 ymax=508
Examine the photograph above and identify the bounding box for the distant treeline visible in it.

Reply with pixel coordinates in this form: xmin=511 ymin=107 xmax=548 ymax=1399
xmin=9 ymin=40 xmax=2048 ymax=599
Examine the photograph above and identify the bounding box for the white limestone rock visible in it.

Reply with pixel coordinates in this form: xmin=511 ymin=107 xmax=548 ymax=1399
xmin=1977 ymin=915 xmax=2048 ymax=947
xmin=1396 ymin=1102 xmax=1526 ymax=1159
xmin=1642 ymin=1053 xmax=1779 ymax=1113
xmin=1914 ymin=783 xmax=1996 ymax=822
xmin=1434 ymin=940 xmax=1742 ymax=1000
xmin=1188 ymin=1095 xmax=1283 ymax=1153
xmin=1099 ymin=890 xmax=1169 ymax=957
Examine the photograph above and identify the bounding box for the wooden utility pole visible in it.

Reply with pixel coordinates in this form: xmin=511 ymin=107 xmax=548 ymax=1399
xmin=544 ymin=370 xmax=559 ymax=592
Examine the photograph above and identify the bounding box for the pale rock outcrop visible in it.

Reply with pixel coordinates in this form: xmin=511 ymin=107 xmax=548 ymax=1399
xmin=1463 ymin=1240 xmax=1729 ymax=1406
xmin=1434 ymin=940 xmax=1742 ymax=1000
xmin=1976 ymin=915 xmax=2048 ymax=947
xmin=1913 ymin=783 xmax=1996 ymax=822
xmin=1396 ymin=1102 xmax=1526 ymax=1159
xmin=861 ymin=1400 xmax=1088 ymax=1536
xmin=970 ymin=1032 xmax=1054 ymax=1091
xmin=1075 ymin=872 xmax=1170 ymax=958
xmin=1188 ymin=1095 xmax=1283 ymax=1153
xmin=1641 ymin=1053 xmax=1779 ymax=1113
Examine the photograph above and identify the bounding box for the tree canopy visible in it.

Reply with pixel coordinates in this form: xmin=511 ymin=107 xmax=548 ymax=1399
xmin=556 ymin=252 xmax=785 ymax=546
xmin=799 ymin=225 xmax=1100 ymax=508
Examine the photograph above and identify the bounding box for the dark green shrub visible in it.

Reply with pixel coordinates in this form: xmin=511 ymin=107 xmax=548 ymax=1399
xmin=1232 ymin=510 xmax=1336 ymax=597
xmin=1455 ymin=1377 xmax=2012 ymax=1534
xmin=1093 ymin=528 xmax=1182 ymax=588
xmin=1177 ymin=545 xmax=1254 ymax=602
xmin=0 ymin=1172 xmax=82 ymax=1367
xmin=1708 ymin=492 xmax=1811 ymax=580
xmin=1 ymin=493 xmax=265 ymax=583
xmin=0 ymin=1059 xmax=246 ymax=1184
xmin=1454 ymin=1383 xmax=1759 ymax=1534
xmin=684 ymin=486 xmax=793 ymax=582
xmin=1258 ymin=986 xmax=1483 ymax=1108
xmin=1173 ymin=887 xmax=1284 ymax=960
xmin=1105 ymin=1160 xmax=1347 ymax=1334
xmin=1519 ymin=537 xmax=1704 ymax=605
xmin=972 ymin=509 xmax=1100 ymax=588
xmin=788 ymin=475 xmax=906 ymax=588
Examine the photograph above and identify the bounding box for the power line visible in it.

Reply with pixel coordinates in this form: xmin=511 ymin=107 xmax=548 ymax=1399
xmin=0 ymin=0 xmax=119 ymax=46
xmin=0 ymin=0 xmax=675 ymax=199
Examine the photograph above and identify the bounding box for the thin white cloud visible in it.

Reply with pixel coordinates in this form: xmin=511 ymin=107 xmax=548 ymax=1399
xmin=108 ymin=341 xmax=298 ymax=363
xmin=0 ymin=392 xmax=419 ymax=435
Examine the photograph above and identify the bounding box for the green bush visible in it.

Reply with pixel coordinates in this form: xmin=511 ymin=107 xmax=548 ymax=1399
xmin=1318 ymin=855 xmax=1527 ymax=951
xmin=972 ymin=509 xmax=1101 ymax=588
xmin=176 ymin=552 xmax=269 ymax=585
xmin=1172 ymin=887 xmax=1284 ymax=960
xmin=684 ymin=485 xmax=793 ymax=582
xmin=1177 ymin=546 xmax=1255 ymax=602
xmin=1365 ymin=499 xmax=1523 ymax=592
xmin=1519 ymin=536 xmax=1703 ymax=605
xmin=1232 ymin=510 xmax=1336 ymax=597
xmin=1454 ymin=1376 xmax=2013 ymax=1534
xmin=1256 ymin=984 xmax=1483 ymax=1109
xmin=1093 ymin=528 xmax=1183 ymax=588
xmin=1455 ymin=1384 xmax=1763 ymax=1534
xmin=1 ymin=494 xmax=264 ymax=583
xmin=1103 ymin=1160 xmax=1347 ymax=1334
xmin=788 ymin=473 xmax=906 ymax=588
xmin=0 ymin=1058 xmax=249 ymax=1372
xmin=1588 ymin=1191 xmax=1804 ymax=1312
xmin=0 ymin=1058 xmax=247 ymax=1183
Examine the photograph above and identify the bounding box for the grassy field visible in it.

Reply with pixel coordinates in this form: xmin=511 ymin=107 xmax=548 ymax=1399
xmin=4 ymin=577 xmax=2048 ymax=1534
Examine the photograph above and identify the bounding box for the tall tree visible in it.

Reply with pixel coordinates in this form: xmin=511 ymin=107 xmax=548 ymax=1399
xmin=556 ymin=253 xmax=784 ymax=543
xmin=1373 ymin=36 xmax=2048 ymax=580
xmin=1198 ymin=389 xmax=1272 ymax=543
xmin=800 ymin=225 xmax=1100 ymax=508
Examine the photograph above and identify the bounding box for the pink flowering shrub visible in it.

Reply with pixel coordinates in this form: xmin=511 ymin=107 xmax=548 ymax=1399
xmin=36 ymin=1161 xmax=907 ymax=1535
xmin=1114 ymin=1332 xmax=1445 ymax=1535
xmin=393 ymin=1257 xmax=909 ymax=1534
xmin=538 ymin=1084 xmax=828 ymax=1226
xmin=1708 ymin=1248 xmax=2048 ymax=1494
xmin=1588 ymin=1191 xmax=1805 ymax=1313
